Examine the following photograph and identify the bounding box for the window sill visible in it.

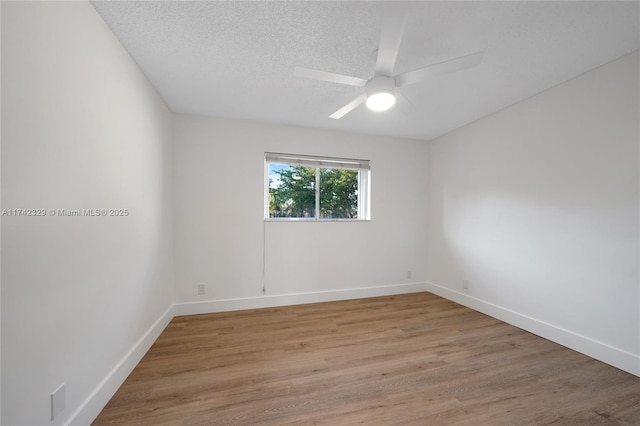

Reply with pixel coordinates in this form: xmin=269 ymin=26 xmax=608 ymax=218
xmin=264 ymin=218 xmax=371 ymax=222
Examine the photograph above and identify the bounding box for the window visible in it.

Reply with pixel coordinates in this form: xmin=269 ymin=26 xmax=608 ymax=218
xmin=265 ymin=152 xmax=370 ymax=220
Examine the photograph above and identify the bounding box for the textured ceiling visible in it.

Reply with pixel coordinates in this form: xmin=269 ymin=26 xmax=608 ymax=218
xmin=91 ymin=1 xmax=639 ymax=141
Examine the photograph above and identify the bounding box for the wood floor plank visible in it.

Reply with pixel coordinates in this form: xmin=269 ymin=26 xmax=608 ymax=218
xmin=93 ymin=292 xmax=640 ymax=425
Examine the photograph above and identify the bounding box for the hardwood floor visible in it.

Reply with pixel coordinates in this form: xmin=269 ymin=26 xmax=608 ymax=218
xmin=93 ymin=292 xmax=640 ymax=425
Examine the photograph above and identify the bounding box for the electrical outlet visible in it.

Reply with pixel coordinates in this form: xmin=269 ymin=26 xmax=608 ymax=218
xmin=462 ymin=280 xmax=469 ymax=290
xmin=406 ymin=270 xmax=412 ymax=279
xmin=51 ymin=384 xmax=65 ymax=420
xmin=197 ymin=284 xmax=206 ymax=295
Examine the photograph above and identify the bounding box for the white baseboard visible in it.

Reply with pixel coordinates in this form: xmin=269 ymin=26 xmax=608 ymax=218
xmin=66 ymin=304 xmax=175 ymax=426
xmin=173 ymin=282 xmax=428 ymax=316
xmin=425 ymin=281 xmax=640 ymax=377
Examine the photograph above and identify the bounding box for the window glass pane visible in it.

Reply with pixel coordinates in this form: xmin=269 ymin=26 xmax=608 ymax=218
xmin=265 ymin=153 xmax=369 ymax=221
xmin=319 ymin=168 xmax=359 ymax=219
xmin=268 ymin=163 xmax=316 ymax=218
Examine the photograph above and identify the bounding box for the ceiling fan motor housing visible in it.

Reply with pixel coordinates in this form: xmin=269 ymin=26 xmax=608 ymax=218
xmin=365 ymin=76 xmax=397 ymax=111
xmin=366 ymin=75 xmax=396 ymax=96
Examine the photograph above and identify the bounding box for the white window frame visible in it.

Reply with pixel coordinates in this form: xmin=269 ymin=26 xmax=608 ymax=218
xmin=264 ymin=152 xmax=371 ymax=221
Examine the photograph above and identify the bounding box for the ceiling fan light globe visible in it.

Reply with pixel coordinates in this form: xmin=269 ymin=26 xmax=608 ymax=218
xmin=366 ymin=91 xmax=396 ymax=112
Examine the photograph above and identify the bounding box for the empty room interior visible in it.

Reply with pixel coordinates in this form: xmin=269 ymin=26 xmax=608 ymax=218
xmin=2 ymin=1 xmax=639 ymax=425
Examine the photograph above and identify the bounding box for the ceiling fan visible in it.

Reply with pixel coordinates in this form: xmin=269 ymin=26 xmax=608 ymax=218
xmin=294 ymin=3 xmax=483 ymax=119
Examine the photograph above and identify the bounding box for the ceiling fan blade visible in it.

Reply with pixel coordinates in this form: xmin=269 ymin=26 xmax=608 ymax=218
xmin=395 ymin=51 xmax=484 ymax=87
xmin=294 ymin=66 xmax=367 ymax=87
xmin=394 ymin=92 xmax=415 ymax=115
xmin=375 ymin=2 xmax=410 ymax=77
xmin=329 ymin=93 xmax=367 ymax=119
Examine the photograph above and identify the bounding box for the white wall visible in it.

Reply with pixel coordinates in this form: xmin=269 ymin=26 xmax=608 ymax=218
xmin=426 ymin=51 xmax=639 ymax=375
xmin=1 ymin=2 xmax=174 ymax=425
xmin=173 ymin=115 xmax=428 ymax=310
